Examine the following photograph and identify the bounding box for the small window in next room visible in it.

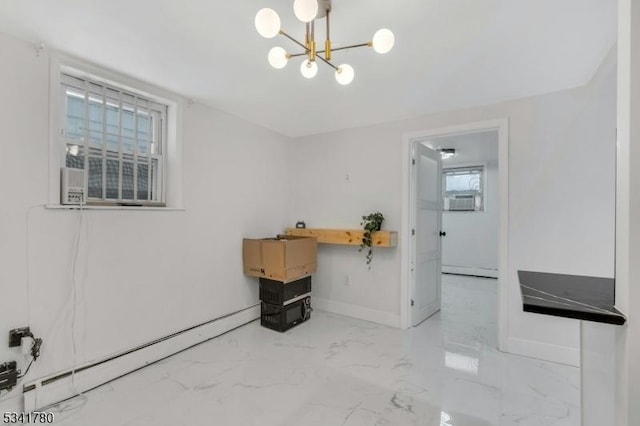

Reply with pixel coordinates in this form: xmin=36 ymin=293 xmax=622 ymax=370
xmin=443 ymin=166 xmax=484 ymax=212
xmin=61 ymin=73 xmax=168 ymax=206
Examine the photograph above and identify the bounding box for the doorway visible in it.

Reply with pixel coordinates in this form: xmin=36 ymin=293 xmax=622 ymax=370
xmin=400 ymin=119 xmax=509 ymax=351
xmin=428 ymin=130 xmax=499 ymax=279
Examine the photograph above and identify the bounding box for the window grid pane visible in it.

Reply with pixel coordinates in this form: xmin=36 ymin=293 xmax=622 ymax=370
xmin=122 ymin=161 xmax=135 ymax=200
xmin=137 ymin=163 xmax=149 ymax=201
xmin=65 ymin=90 xmax=85 ymax=141
xmin=65 ymin=149 xmax=84 ymax=169
xmin=117 ymin=93 xmax=123 ymax=200
xmin=106 ymin=158 xmax=119 ymax=199
xmin=133 ymin=98 xmax=139 ymax=200
xmin=101 ymin=88 xmax=107 ymax=200
xmin=88 ymin=157 xmax=103 ymax=198
xmin=63 ymin=73 xmax=166 ymax=204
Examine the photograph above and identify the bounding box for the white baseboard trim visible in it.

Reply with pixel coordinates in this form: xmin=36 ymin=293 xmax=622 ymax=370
xmin=313 ymin=297 xmax=401 ymax=328
xmin=442 ymin=265 xmax=498 ymax=278
xmin=23 ymin=304 xmax=260 ymax=412
xmin=507 ymin=336 xmax=580 ymax=367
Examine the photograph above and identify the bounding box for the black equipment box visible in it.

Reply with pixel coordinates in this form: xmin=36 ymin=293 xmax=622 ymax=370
xmin=259 ymin=276 xmax=311 ymax=306
xmin=0 ymin=361 xmax=17 ymax=392
xmin=261 ymin=295 xmax=311 ymax=332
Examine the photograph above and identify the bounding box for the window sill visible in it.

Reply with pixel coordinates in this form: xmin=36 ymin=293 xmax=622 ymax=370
xmin=45 ymin=204 xmax=185 ymax=211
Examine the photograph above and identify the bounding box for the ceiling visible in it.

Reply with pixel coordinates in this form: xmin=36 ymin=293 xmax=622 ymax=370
xmin=0 ymin=0 xmax=617 ymax=138
xmin=423 ymin=130 xmax=499 ymax=167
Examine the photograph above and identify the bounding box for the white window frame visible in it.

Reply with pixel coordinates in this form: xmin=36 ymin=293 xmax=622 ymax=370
xmin=47 ymin=54 xmax=184 ymax=209
xmin=442 ymin=164 xmax=486 ymax=212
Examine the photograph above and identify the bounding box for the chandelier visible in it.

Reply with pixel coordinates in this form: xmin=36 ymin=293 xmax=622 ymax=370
xmin=254 ymin=0 xmax=395 ymax=85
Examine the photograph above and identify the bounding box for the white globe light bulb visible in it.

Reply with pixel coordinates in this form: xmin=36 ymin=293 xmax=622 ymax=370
xmin=268 ymin=47 xmax=288 ymax=69
xmin=335 ymin=64 xmax=354 ymax=85
xmin=300 ymin=60 xmax=318 ymax=79
xmin=293 ymin=0 xmax=318 ymax=22
xmin=255 ymin=8 xmax=281 ymax=38
xmin=372 ymin=28 xmax=395 ymax=54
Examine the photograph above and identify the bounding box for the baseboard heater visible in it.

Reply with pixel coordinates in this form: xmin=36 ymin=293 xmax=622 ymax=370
xmin=23 ymin=304 xmax=260 ymax=412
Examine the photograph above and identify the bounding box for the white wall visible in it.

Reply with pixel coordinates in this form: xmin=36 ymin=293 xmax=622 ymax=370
xmin=0 ymin=32 xmax=292 ymax=409
xmin=615 ymin=1 xmax=640 ymax=424
xmin=290 ymin=48 xmax=616 ymax=365
xmin=582 ymin=322 xmax=617 ymax=426
xmin=288 ymin=130 xmax=403 ymax=326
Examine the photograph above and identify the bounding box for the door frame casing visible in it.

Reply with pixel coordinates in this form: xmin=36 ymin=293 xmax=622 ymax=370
xmin=400 ymin=118 xmax=509 ymax=352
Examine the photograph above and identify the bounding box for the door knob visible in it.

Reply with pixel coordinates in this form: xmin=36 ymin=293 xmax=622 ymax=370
xmin=439 ymin=231 xmax=446 ymax=237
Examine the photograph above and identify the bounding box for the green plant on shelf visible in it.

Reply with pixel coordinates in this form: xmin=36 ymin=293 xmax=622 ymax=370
xmin=359 ymin=212 xmax=385 ymax=266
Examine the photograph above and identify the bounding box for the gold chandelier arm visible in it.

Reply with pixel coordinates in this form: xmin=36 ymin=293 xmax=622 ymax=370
xmin=325 ymin=8 xmax=331 ymax=60
xmin=305 ymin=23 xmax=310 ymax=48
xmin=329 ymin=42 xmax=372 ymax=52
xmin=279 ymin=29 xmax=337 ymax=70
xmin=310 ymin=21 xmax=316 ymax=61
xmin=279 ymin=29 xmax=309 ymax=52
xmin=315 ymin=53 xmax=338 ymax=70
xmin=289 ymin=52 xmax=311 ymax=57
xmin=287 ymin=51 xmax=338 ymax=70
xmin=289 ymin=41 xmax=371 ymax=58
xmin=318 ymin=56 xmax=338 ymax=71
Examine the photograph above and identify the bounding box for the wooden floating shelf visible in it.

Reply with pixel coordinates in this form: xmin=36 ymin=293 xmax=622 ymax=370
xmin=284 ymin=228 xmax=398 ymax=247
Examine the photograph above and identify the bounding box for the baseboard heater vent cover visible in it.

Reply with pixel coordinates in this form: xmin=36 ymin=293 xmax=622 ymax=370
xmin=23 ymin=304 xmax=259 ymax=412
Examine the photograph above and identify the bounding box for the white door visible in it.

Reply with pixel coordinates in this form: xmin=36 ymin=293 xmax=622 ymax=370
xmin=411 ymin=142 xmax=442 ymax=326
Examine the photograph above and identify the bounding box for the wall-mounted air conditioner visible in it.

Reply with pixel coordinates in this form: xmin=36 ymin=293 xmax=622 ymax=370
xmin=448 ymin=194 xmax=475 ymax=211
xmin=60 ymin=168 xmax=86 ymax=205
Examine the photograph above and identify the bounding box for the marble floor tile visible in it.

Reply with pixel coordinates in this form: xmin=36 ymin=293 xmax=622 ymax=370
xmin=48 ymin=274 xmax=579 ymax=426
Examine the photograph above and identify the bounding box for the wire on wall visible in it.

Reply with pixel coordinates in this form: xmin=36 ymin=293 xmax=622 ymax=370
xmin=0 ymin=205 xmax=45 ymax=401
xmin=2 ymin=201 xmax=90 ymax=409
xmin=69 ymin=201 xmax=87 ymax=401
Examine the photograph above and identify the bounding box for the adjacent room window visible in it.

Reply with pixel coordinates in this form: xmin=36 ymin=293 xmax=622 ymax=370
xmin=443 ymin=166 xmax=484 ymax=211
xmin=61 ymin=73 xmax=167 ymax=205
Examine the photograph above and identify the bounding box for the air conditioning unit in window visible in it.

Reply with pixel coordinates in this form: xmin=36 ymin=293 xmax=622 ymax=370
xmin=61 ymin=168 xmax=86 ymax=205
xmin=449 ymin=194 xmax=475 ymax=211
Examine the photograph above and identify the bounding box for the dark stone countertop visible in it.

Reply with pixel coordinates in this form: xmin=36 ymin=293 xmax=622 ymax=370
xmin=518 ymin=270 xmax=626 ymax=325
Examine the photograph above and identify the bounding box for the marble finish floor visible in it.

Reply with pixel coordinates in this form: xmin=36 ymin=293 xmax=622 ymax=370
xmin=50 ymin=275 xmax=579 ymax=426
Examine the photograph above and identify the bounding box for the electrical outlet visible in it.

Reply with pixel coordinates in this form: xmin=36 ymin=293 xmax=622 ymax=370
xmin=9 ymin=327 xmax=32 ymax=347
xmin=0 ymin=361 xmax=17 ymax=392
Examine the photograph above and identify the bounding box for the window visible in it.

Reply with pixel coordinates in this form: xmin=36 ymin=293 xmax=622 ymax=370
xmin=61 ymin=73 xmax=167 ymax=205
xmin=443 ymin=166 xmax=484 ymax=211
